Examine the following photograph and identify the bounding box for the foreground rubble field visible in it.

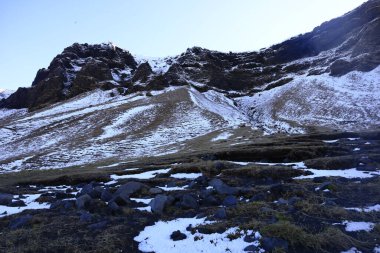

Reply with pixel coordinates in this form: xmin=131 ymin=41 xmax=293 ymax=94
xmin=0 ymin=130 xmax=379 ymax=253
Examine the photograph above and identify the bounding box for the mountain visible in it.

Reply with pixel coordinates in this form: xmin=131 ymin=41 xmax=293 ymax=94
xmin=0 ymin=2 xmax=380 ymax=252
xmin=0 ymin=0 xmax=379 ymax=172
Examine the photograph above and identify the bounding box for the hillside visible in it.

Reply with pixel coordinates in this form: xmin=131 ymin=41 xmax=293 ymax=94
xmin=0 ymin=1 xmax=380 ymax=253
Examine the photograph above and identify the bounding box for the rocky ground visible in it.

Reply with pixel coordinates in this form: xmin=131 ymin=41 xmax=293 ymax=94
xmin=0 ymin=130 xmax=379 ymax=253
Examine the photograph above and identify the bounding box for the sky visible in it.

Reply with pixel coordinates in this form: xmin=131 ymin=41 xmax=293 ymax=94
xmin=0 ymin=0 xmax=367 ymax=90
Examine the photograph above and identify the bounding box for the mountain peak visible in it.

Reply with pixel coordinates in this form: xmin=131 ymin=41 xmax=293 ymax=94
xmin=1 ymin=0 xmax=379 ymax=111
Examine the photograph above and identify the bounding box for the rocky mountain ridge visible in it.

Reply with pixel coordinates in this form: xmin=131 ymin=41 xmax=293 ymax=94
xmin=1 ymin=0 xmax=379 ymax=111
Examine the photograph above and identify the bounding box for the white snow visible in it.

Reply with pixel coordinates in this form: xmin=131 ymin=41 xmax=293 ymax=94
xmin=211 ymin=132 xmax=233 ymax=142
xmin=0 ymin=194 xmax=50 ymax=217
xmin=134 ymin=217 xmax=263 ymax=253
xmin=323 ymin=139 xmax=339 ymax=143
xmin=131 ymin=198 xmax=153 ymax=205
xmin=170 ymin=173 xmax=202 ymax=179
xmin=110 ymin=168 xmax=170 ymax=180
xmin=342 ymin=221 xmax=375 ymax=232
xmin=0 ymin=89 xmax=14 ymax=99
xmin=227 ymin=161 xmax=251 ymax=166
xmin=189 ymin=87 xmax=248 ymax=126
xmin=345 ymin=204 xmax=380 ymax=213
xmin=341 ymin=248 xmax=362 ymax=253
xmin=158 ymin=185 xmax=189 ymax=191
xmin=353 ymin=148 xmax=361 ymax=151
xmin=98 ymin=104 xmax=157 ymax=140
xmin=295 ymin=168 xmax=380 ymax=179
xmin=255 ymin=161 xmax=307 ymax=169
xmin=236 ymin=66 xmax=380 ymax=134
xmin=136 ymin=206 xmax=152 ymax=212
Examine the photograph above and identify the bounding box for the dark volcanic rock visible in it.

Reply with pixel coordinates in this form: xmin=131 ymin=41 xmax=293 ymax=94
xmin=180 ymin=194 xmax=199 ymax=209
xmin=209 ymin=179 xmax=238 ymax=195
xmin=115 ymin=181 xmax=146 ymax=197
xmin=170 ymin=230 xmax=187 ymax=241
xmin=223 ymin=195 xmax=237 ymax=207
xmin=0 ymin=193 xmax=13 ymax=205
xmin=76 ymin=194 xmax=93 ymax=209
xmin=149 ymin=194 xmax=169 ymax=214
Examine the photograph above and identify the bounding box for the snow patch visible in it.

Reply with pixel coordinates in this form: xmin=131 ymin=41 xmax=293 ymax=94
xmin=134 ymin=217 xmax=263 ymax=253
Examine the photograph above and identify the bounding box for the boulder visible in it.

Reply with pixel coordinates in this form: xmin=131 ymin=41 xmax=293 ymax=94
xmin=107 ymin=201 xmax=120 ymax=212
xmin=8 ymin=200 xmax=26 ymax=207
xmin=100 ymin=189 xmax=113 ymax=202
xmin=180 ymin=194 xmax=199 ymax=209
xmin=78 ymin=183 xmax=94 ymax=196
xmin=244 ymin=245 xmax=259 ymax=252
xmin=223 ymin=195 xmax=237 ymax=207
xmin=315 ymin=181 xmax=332 ymax=191
xmin=76 ymin=194 xmax=93 ymax=209
xmin=149 ymin=194 xmax=169 ymax=214
xmin=114 ymin=181 xmax=145 ymax=197
xmin=149 ymin=187 xmax=163 ymax=195
xmin=113 ymin=191 xmax=131 ymax=206
xmin=208 ymin=179 xmax=238 ymax=195
xmin=170 ymin=230 xmax=187 ymax=241
xmin=0 ymin=193 xmax=13 ymax=205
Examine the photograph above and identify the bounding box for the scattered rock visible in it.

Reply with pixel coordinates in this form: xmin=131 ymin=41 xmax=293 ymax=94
xmin=8 ymin=200 xmax=26 ymax=207
xmin=150 ymin=194 xmax=169 ymax=214
xmin=209 ymin=179 xmax=238 ymax=195
xmin=113 ymin=191 xmax=131 ymax=206
xmin=115 ymin=181 xmax=145 ymax=197
xmin=244 ymin=245 xmax=259 ymax=252
xmin=76 ymin=194 xmax=93 ymax=209
xmin=107 ymin=201 xmax=120 ymax=212
xmin=0 ymin=193 xmax=13 ymax=205
xmin=244 ymin=235 xmax=256 ymax=243
xmin=100 ymin=189 xmax=113 ymax=202
xmin=78 ymin=182 xmax=94 ymax=196
xmin=223 ymin=195 xmax=237 ymax=207
xmin=170 ymin=230 xmax=187 ymax=241
xmin=180 ymin=194 xmax=199 ymax=209
xmin=149 ymin=187 xmax=163 ymax=194
xmin=315 ymin=181 xmax=332 ymax=191
xmin=55 ymin=192 xmax=75 ymax=199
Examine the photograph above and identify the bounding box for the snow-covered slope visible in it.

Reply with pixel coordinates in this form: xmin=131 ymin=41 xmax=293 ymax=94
xmin=0 ymin=89 xmax=14 ymax=99
xmin=1 ymin=63 xmax=379 ymax=173
xmin=237 ymin=66 xmax=380 ymax=134
xmin=0 ymin=86 xmax=249 ymax=172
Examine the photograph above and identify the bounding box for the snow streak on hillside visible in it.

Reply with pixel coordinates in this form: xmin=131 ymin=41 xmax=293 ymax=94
xmin=0 ymin=87 xmax=245 ymax=172
xmin=238 ymin=66 xmax=380 ymax=134
xmin=0 ymin=65 xmax=379 ymax=172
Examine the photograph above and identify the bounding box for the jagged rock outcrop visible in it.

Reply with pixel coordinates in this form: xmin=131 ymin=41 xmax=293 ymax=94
xmin=1 ymin=0 xmax=379 ymax=110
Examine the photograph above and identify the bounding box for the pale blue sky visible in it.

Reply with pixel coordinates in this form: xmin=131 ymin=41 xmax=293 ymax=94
xmin=0 ymin=0 xmax=366 ymax=90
